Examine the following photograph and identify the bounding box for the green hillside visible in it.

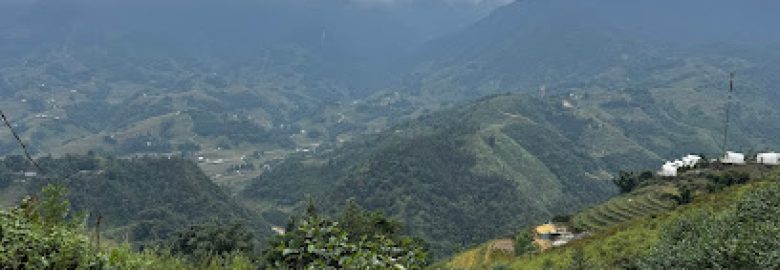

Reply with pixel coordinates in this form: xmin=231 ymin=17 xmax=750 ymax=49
xmin=441 ymin=165 xmax=780 ymax=269
xmin=0 ymin=155 xmax=267 ymax=246
xmin=242 ymin=89 xmax=780 ymax=256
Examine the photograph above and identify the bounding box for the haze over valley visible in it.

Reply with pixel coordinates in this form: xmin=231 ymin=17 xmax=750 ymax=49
xmin=1 ymin=0 xmax=780 ymax=268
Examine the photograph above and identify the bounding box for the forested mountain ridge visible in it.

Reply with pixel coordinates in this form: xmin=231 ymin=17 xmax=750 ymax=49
xmin=404 ymin=0 xmax=780 ymax=103
xmin=242 ymin=85 xmax=780 ymax=255
xmin=0 ymin=155 xmax=267 ymax=246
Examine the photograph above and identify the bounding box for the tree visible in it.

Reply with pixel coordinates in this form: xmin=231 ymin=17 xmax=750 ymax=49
xmin=706 ymin=170 xmax=750 ymax=186
xmin=613 ymin=171 xmax=654 ymax=193
xmin=0 ymin=184 xmax=102 ymax=268
xmin=261 ymin=202 xmax=429 ymax=269
xmin=166 ymin=222 xmax=256 ymax=262
xmin=338 ymin=199 xmax=402 ymax=240
xmin=39 ymin=184 xmax=71 ymax=227
xmin=674 ymin=186 xmax=693 ymax=205
xmin=514 ymin=229 xmax=537 ymax=256
xmin=613 ymin=171 xmax=638 ymax=193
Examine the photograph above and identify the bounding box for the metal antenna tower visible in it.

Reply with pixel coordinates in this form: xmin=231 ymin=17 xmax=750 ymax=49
xmin=722 ymin=72 xmax=734 ymax=156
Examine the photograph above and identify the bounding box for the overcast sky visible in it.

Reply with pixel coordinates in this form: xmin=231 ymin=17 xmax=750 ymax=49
xmin=348 ymin=0 xmax=514 ymax=7
xmin=350 ymin=0 xmax=512 ymax=3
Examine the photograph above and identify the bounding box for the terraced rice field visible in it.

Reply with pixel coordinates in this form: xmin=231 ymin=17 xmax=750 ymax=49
xmin=572 ymin=191 xmax=677 ymax=231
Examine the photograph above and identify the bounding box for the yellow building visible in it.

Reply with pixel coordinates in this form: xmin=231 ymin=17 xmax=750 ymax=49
xmin=533 ymin=223 xmax=573 ymax=251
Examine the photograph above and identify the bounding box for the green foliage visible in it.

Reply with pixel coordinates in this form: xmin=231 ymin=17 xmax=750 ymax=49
xmin=491 ymin=263 xmax=511 ymax=270
xmin=514 ymin=230 xmax=537 ymax=256
xmin=540 ymin=259 xmax=556 ymax=270
xmin=567 ymin=248 xmax=589 ymax=270
xmin=613 ymin=171 xmax=654 ymax=193
xmin=641 ymin=183 xmax=780 ymax=269
xmin=673 ymin=185 xmax=694 ymax=205
xmin=706 ymin=170 xmax=750 ymax=187
xmin=262 ymin=203 xmax=429 ymax=269
xmin=0 ymin=184 xmax=261 ymax=269
xmin=468 ymin=169 xmax=780 ymax=269
xmin=165 ymin=222 xmax=256 ymax=262
xmin=0 ymin=185 xmax=101 ymax=269
xmin=39 ymin=184 xmax=71 ymax=227
xmin=26 ymin=155 xmax=265 ymax=246
xmin=337 ymin=200 xmax=403 ymax=240
xmin=187 ymin=110 xmax=293 ymax=147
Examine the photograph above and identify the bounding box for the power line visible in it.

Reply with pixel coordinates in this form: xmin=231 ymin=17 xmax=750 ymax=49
xmin=0 ymin=108 xmax=44 ymax=173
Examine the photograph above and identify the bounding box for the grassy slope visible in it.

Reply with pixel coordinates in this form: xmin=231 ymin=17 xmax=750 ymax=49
xmin=441 ymin=166 xmax=780 ymax=269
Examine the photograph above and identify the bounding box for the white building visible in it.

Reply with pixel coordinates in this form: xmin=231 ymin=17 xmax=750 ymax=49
xmin=682 ymin=155 xmax=702 ymax=168
xmin=659 ymin=161 xmax=678 ymax=177
xmin=722 ymin=151 xmax=746 ymax=165
xmin=673 ymin=159 xmax=684 ymax=168
xmin=757 ymin=152 xmax=780 ymax=165
xmin=271 ymin=226 xmax=286 ymax=235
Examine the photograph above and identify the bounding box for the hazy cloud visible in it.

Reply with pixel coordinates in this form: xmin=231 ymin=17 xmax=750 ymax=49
xmin=349 ymin=0 xmax=514 ymax=7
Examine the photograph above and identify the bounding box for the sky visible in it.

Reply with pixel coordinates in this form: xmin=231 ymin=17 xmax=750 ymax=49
xmin=349 ymin=0 xmax=513 ymax=6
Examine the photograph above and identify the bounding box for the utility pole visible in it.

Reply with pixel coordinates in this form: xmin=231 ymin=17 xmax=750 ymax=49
xmin=722 ymin=72 xmax=735 ymax=157
xmin=95 ymin=214 xmax=102 ymax=252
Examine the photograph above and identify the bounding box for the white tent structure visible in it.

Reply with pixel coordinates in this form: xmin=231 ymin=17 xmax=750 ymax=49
xmin=757 ymin=152 xmax=780 ymax=165
xmin=658 ymin=161 xmax=678 ymax=177
xmin=673 ymin=159 xmax=684 ymax=168
xmin=682 ymin=155 xmax=702 ymax=168
xmin=722 ymin=151 xmax=746 ymax=165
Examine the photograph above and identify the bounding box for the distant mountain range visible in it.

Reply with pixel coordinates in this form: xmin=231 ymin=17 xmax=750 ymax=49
xmin=0 ymin=0 xmax=779 ymax=258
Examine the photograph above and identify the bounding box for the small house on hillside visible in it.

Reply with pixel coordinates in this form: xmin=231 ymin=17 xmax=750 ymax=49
xmin=757 ymin=153 xmax=780 ymax=165
xmin=533 ymin=223 xmax=573 ymax=251
xmin=658 ymin=162 xmax=678 ymax=177
xmin=722 ymin=151 xmax=746 ymax=165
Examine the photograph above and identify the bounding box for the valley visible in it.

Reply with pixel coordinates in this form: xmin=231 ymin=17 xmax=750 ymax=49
xmin=1 ymin=0 xmax=780 ymax=268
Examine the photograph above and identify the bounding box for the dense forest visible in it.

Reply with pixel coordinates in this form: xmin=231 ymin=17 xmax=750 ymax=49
xmin=0 ymin=155 xmax=265 ymax=246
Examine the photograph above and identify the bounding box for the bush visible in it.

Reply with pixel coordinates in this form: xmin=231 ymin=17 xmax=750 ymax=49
xmin=706 ymin=170 xmax=750 ymax=186
xmin=165 ymin=222 xmax=256 ymax=262
xmin=514 ymin=230 xmax=537 ymax=256
xmin=641 ymin=183 xmax=780 ymax=269
xmin=0 ymin=184 xmax=261 ymax=269
xmin=0 ymin=185 xmax=101 ymax=269
xmin=613 ymin=171 xmax=654 ymax=193
xmin=673 ymin=185 xmax=694 ymax=205
xmin=261 ymin=202 xmax=429 ymax=269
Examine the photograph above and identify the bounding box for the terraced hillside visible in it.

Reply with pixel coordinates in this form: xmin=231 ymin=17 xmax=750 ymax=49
xmin=441 ymin=164 xmax=780 ymax=269
xmin=571 ymin=186 xmax=677 ymax=231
